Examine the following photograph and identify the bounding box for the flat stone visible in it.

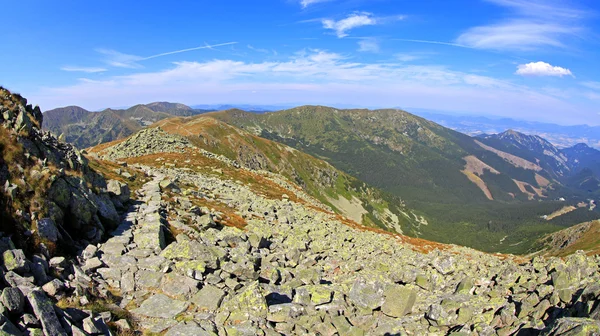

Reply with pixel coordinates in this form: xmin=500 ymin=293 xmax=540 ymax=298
xmin=131 ymin=294 xmax=189 ymax=319
xmin=160 ymin=273 xmax=200 ymax=300
xmin=191 ymin=285 xmax=226 ymax=312
xmin=83 ymin=257 xmax=104 ymax=272
xmin=136 ymin=270 xmax=163 ymax=290
xmin=137 ymin=255 xmax=166 ymax=271
xmin=136 ymin=317 xmax=177 ymax=333
xmin=165 ymin=321 xmax=214 ymax=336
xmin=381 ymin=284 xmax=417 ymax=318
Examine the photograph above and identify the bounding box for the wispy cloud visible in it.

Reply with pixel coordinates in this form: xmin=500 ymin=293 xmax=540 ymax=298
xmin=456 ymin=0 xmax=586 ymax=51
xmin=97 ymin=42 xmax=238 ymax=68
xmin=395 ymin=52 xmax=435 ymax=62
xmin=96 ymin=49 xmax=144 ymax=69
xmin=357 ymin=39 xmax=380 ymax=53
xmin=581 ymin=81 xmax=600 ymax=91
xmin=60 ymin=66 xmax=107 ymax=73
xmin=247 ymin=44 xmax=270 ymax=53
xmin=322 ymin=12 xmax=377 ymax=38
xmin=299 ymin=0 xmax=330 ymax=8
xmin=515 ymin=61 xmax=573 ymax=77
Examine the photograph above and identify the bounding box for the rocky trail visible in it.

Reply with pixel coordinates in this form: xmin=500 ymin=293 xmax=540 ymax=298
xmin=3 ymin=86 xmax=600 ymax=335
xmin=79 ymin=163 xmax=600 ymax=335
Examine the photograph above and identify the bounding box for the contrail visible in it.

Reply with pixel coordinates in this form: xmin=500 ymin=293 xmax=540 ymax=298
xmin=142 ymin=42 xmax=238 ymax=60
xmin=392 ymin=38 xmax=474 ymax=49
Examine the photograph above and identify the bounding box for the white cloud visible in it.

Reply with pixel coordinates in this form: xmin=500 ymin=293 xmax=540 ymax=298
xmin=97 ymin=49 xmax=144 ymax=69
xmin=395 ymin=52 xmax=435 ymax=62
xmin=60 ymin=66 xmax=107 ymax=73
xmin=456 ymin=0 xmax=585 ymax=51
xmin=322 ymin=12 xmax=377 ymax=38
xmin=300 ymin=0 xmax=330 ymax=8
xmin=515 ymin=62 xmax=573 ymax=77
xmin=31 ymin=49 xmax=598 ymax=126
xmin=358 ymin=39 xmax=380 ymax=53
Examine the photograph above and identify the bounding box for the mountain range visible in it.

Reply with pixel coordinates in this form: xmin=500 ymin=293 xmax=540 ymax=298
xmin=43 ymin=103 xmax=212 ymax=148
xmin=411 ymin=109 xmax=600 ymax=149
xmin=43 ymin=103 xmax=600 ymax=254
xmin=4 ymin=87 xmax=600 ymax=335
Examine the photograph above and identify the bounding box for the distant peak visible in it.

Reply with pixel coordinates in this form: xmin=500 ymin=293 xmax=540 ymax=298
xmin=573 ymin=143 xmax=590 ymax=149
xmin=502 ymin=129 xmax=521 ymax=136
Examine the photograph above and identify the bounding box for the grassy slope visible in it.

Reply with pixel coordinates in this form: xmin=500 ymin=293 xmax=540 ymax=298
xmin=210 ymin=107 xmax=596 ymax=254
xmin=148 ymin=116 xmax=421 ymax=233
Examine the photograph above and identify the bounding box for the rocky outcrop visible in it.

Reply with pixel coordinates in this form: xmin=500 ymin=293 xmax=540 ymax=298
xmin=0 ymin=87 xmax=128 ymax=249
xmin=100 ymin=127 xmax=194 ymax=161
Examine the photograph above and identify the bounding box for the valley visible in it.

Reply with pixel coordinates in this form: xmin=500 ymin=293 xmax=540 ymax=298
xmin=39 ymin=103 xmax=600 ymax=254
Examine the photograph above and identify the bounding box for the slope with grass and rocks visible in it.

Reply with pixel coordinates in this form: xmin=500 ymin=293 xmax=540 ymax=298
xmin=211 ymin=107 xmax=600 ymax=254
xmin=3 ymin=88 xmax=600 ymax=335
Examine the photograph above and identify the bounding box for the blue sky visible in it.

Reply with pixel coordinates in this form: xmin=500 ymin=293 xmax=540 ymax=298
xmin=3 ymin=0 xmax=600 ymax=125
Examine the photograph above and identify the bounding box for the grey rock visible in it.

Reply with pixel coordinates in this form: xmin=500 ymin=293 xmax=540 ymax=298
xmin=27 ymin=290 xmax=67 ymax=336
xmin=542 ymin=317 xmax=600 ymax=335
xmin=42 ymin=279 xmax=65 ymax=297
xmin=3 ymin=249 xmax=30 ymax=274
xmin=131 ymin=294 xmax=189 ymax=319
xmin=83 ymin=257 xmax=104 ymax=272
xmin=0 ymin=315 xmax=23 ymax=336
xmin=165 ymin=321 xmax=215 ymax=336
xmin=191 ymin=285 xmax=226 ymax=312
xmin=36 ymin=218 xmax=60 ymax=242
xmin=160 ymin=273 xmax=200 ymax=300
xmin=349 ymin=277 xmax=385 ymax=311
xmin=107 ymin=179 xmax=131 ymax=203
xmin=381 ymin=284 xmax=416 ymax=317
xmin=1 ymin=287 xmax=24 ymax=314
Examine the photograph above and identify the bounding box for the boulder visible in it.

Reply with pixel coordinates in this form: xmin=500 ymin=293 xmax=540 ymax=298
xmin=107 ymin=179 xmax=130 ymax=203
xmin=543 ymin=317 xmax=600 ymax=335
xmin=349 ymin=277 xmax=385 ymax=311
xmin=159 ymin=273 xmax=200 ymax=300
xmin=131 ymin=294 xmax=189 ymax=319
xmin=191 ymin=285 xmax=226 ymax=312
xmin=381 ymin=284 xmax=416 ymax=318
xmin=3 ymin=249 xmax=30 ymax=274
xmin=165 ymin=321 xmax=214 ymax=336
xmin=1 ymin=287 xmax=24 ymax=314
xmin=219 ymin=281 xmax=268 ymax=324
xmin=36 ymin=218 xmax=60 ymax=242
xmin=27 ymin=290 xmax=67 ymax=336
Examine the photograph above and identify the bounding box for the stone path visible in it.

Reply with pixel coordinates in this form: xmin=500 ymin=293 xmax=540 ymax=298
xmin=77 ymin=165 xmax=600 ymax=335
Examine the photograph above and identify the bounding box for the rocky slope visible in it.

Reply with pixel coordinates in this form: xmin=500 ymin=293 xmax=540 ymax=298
xmin=3 ymin=88 xmax=600 ymax=335
xmin=84 ymin=110 xmax=600 ymax=335
xmin=95 ymin=115 xmax=422 ymax=235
